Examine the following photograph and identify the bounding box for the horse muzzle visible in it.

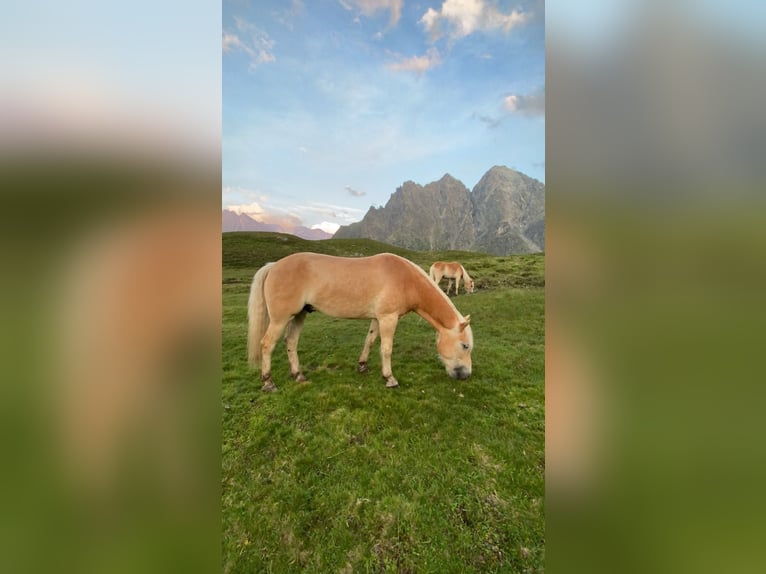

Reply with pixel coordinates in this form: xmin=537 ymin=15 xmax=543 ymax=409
xmin=449 ymin=365 xmax=471 ymax=380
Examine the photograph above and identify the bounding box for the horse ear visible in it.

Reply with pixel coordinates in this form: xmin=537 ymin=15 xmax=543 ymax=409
xmin=460 ymin=315 xmax=471 ymax=331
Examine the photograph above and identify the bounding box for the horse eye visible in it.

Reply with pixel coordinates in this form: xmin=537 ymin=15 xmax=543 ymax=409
xmin=461 ymin=343 xmax=470 ymax=350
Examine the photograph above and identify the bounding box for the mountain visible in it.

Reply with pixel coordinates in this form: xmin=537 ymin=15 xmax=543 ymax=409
xmin=222 ymin=209 xmax=281 ymax=233
xmin=470 ymin=166 xmax=545 ymax=254
xmin=334 ymin=166 xmax=544 ymax=254
xmin=221 ymin=210 xmax=332 ymax=240
xmin=335 ymin=174 xmax=475 ymax=252
xmin=292 ymin=226 xmax=334 ymax=240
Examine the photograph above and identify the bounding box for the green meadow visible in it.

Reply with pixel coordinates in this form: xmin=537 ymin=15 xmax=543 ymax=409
xmin=222 ymin=233 xmax=544 ymax=573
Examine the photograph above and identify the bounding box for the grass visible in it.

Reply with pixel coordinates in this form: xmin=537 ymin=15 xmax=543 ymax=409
xmin=222 ymin=233 xmax=544 ymax=573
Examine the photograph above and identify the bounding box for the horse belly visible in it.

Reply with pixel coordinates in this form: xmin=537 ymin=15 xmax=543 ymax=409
xmin=310 ymin=294 xmax=377 ymax=319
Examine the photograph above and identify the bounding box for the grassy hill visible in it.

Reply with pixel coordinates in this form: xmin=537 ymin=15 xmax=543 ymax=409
xmin=222 ymin=232 xmax=544 ymax=573
xmin=223 ymin=232 xmax=544 ymax=290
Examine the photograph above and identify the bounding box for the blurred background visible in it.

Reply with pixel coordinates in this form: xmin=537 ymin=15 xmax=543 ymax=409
xmin=546 ymin=1 xmax=766 ymax=573
xmin=0 ymin=1 xmax=221 ymax=573
xmin=2 ymin=0 xmax=766 ymax=572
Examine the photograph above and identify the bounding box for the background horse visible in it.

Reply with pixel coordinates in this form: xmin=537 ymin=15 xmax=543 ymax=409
xmin=248 ymin=252 xmax=473 ymax=392
xmin=429 ymin=261 xmax=475 ymax=295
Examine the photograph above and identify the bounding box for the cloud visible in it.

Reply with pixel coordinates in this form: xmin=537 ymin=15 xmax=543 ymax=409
xmin=225 ymin=203 xmax=304 ymax=231
xmin=420 ymin=0 xmax=529 ymax=41
xmin=223 ymin=18 xmax=276 ymax=70
xmin=222 ymin=185 xmax=268 ymax=204
xmin=339 ymin=0 xmax=403 ymax=26
xmin=224 ymin=197 xmax=365 ymax=231
xmin=225 ymin=202 xmax=266 ymax=217
xmin=473 ymin=112 xmax=502 ymax=128
xmin=386 ymin=48 xmax=442 ymax=75
xmin=345 ymin=185 xmax=366 ymax=197
xmin=295 ymin=202 xmax=365 ymax=223
xmin=312 ymin=221 xmax=341 ymax=234
xmin=504 ymin=88 xmax=545 ymax=116
xmin=472 ymin=87 xmax=545 ymax=128
xmin=274 ymin=0 xmax=304 ymax=30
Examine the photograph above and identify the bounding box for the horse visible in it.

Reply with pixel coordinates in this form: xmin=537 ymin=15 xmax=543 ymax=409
xmin=248 ymin=252 xmax=473 ymax=392
xmin=429 ymin=261 xmax=475 ymax=295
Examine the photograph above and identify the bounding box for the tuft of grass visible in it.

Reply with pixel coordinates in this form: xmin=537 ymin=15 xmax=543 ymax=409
xmin=223 ymin=233 xmax=544 ymax=573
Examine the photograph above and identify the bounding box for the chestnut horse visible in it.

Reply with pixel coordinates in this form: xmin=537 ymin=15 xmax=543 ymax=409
xmin=248 ymin=252 xmax=473 ymax=392
xmin=429 ymin=261 xmax=475 ymax=295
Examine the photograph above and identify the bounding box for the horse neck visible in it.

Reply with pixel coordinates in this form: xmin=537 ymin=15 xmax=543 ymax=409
xmin=460 ymin=265 xmax=471 ymax=281
xmin=414 ymin=277 xmax=462 ymax=331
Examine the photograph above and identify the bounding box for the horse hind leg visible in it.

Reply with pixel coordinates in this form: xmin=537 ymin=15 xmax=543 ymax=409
xmin=433 ymin=272 xmax=444 ymax=292
xmin=284 ymin=311 xmax=308 ymax=382
xmin=260 ymin=318 xmax=290 ymax=392
xmin=357 ymin=319 xmax=379 ymax=373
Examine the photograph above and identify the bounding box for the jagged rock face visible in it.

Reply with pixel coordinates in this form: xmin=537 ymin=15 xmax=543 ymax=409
xmin=334 ymin=166 xmax=545 ymax=254
xmin=334 ymin=175 xmax=475 ymax=251
xmin=385 ymin=175 xmax=475 ymax=251
xmin=471 ymin=166 xmax=546 ymax=254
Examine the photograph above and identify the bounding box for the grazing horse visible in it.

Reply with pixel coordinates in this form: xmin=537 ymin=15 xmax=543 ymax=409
xmin=429 ymin=261 xmax=475 ymax=295
xmin=248 ymin=252 xmax=473 ymax=392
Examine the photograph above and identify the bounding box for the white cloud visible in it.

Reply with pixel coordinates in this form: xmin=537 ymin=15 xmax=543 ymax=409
xmin=294 ymin=202 xmax=366 ymax=223
xmin=222 ymin=185 xmax=268 ymax=204
xmin=339 ymin=0 xmax=403 ymax=26
xmin=224 ymin=196 xmax=365 ymax=231
xmin=226 ymin=202 xmax=266 ymax=217
xmin=472 ymin=87 xmax=545 ymax=128
xmin=503 ymin=88 xmax=545 ymax=116
xmin=421 ymin=8 xmax=441 ymax=34
xmin=222 ymin=32 xmax=244 ymax=53
xmin=223 ymin=18 xmax=276 ymax=70
xmin=420 ymin=0 xmax=529 ymax=41
xmin=386 ymin=48 xmax=442 ymax=75
xmin=312 ymin=221 xmax=341 ymax=234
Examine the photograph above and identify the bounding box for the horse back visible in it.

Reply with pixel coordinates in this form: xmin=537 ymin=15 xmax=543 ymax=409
xmin=265 ymin=252 xmax=422 ymax=318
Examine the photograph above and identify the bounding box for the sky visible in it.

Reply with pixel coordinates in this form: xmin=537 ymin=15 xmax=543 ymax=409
xmin=2 ymin=0 xmax=220 ymax=159
xmin=223 ymin=0 xmax=545 ymax=234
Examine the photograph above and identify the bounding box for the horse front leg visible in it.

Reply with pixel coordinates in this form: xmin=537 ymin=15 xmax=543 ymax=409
xmin=357 ymin=319 xmax=379 ymax=373
xmin=377 ymin=314 xmax=399 ymax=388
xmin=284 ymin=311 xmax=307 ymax=382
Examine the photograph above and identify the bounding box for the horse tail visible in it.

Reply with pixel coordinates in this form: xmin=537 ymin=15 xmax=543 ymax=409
xmin=248 ymin=262 xmax=275 ymax=366
xmin=428 ymin=263 xmax=437 ymax=282
xmin=461 ymin=265 xmax=474 ymax=292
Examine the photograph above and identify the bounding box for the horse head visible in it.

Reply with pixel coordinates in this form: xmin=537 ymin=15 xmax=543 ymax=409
xmin=436 ymin=315 xmax=473 ymax=380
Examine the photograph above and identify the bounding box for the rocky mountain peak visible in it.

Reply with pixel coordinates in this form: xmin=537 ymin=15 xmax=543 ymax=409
xmin=333 ymin=165 xmax=544 ymax=254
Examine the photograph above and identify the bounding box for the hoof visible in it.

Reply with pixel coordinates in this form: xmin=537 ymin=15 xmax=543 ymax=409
xmin=384 ymin=376 xmax=399 ymax=388
xmin=261 ymin=372 xmax=277 ymax=392
xmin=292 ymin=372 xmax=307 ymax=382
xmin=358 ymin=362 xmax=369 ymax=374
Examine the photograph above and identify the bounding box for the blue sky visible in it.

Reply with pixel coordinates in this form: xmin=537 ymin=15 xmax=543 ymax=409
xmin=223 ymin=0 xmax=545 ymax=233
